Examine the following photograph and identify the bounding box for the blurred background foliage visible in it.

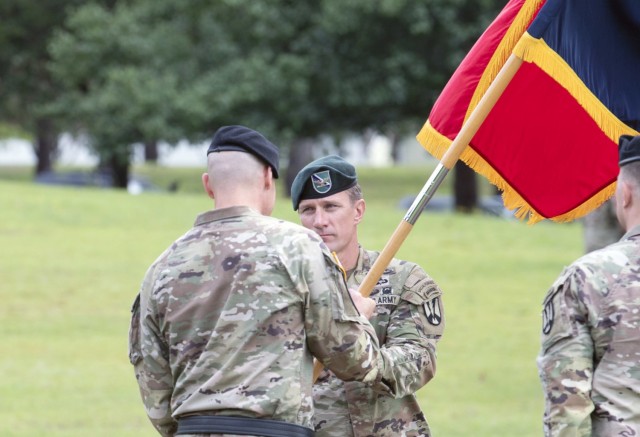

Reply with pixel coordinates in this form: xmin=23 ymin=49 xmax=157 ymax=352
xmin=0 ymin=0 xmax=505 ymax=187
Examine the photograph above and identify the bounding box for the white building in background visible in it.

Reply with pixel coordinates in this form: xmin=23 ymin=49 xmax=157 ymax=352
xmin=0 ymin=132 xmax=433 ymax=168
xmin=0 ymin=138 xmax=38 ymax=166
xmin=0 ymin=134 xmax=99 ymax=167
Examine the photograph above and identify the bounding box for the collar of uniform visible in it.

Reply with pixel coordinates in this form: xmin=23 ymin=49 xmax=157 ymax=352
xmin=352 ymin=246 xmax=369 ymax=284
xmin=621 ymin=224 xmax=640 ymax=242
xmin=194 ymin=205 xmax=261 ymax=226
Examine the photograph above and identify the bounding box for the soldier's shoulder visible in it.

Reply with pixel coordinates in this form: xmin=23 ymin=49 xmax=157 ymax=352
xmin=366 ymin=250 xmax=439 ymax=295
xmin=258 ymin=214 xmax=305 ymax=231
xmin=259 ymin=216 xmax=330 ymax=255
xmin=572 ymin=239 xmax=636 ymax=274
xmin=365 ymin=249 xmax=420 ymax=272
xmin=552 ymin=240 xmax=637 ymax=299
xmin=388 ymin=255 xmax=432 ymax=283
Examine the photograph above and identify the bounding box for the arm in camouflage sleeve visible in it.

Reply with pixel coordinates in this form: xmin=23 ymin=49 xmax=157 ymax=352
xmin=378 ymin=265 xmax=444 ymax=397
xmin=537 ymin=269 xmax=595 ymax=437
xmin=130 ymin=264 xmax=177 ymax=437
xmin=301 ymin=237 xmax=383 ymax=385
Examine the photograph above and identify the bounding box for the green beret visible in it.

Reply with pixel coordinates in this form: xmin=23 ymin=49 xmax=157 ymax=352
xmin=291 ymin=155 xmax=357 ymax=210
xmin=619 ymin=134 xmax=640 ymax=167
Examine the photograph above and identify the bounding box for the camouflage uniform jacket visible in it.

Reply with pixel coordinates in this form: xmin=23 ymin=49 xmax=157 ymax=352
xmin=538 ymin=224 xmax=640 ymax=436
xmin=314 ymin=247 xmax=445 ymax=437
xmin=128 ymin=206 xmax=383 ymax=436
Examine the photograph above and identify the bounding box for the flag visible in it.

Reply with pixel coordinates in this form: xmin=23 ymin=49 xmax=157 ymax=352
xmin=417 ymin=0 xmax=640 ymax=224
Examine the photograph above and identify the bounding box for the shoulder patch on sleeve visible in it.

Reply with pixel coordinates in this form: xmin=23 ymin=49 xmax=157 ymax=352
xmin=424 ymin=295 xmax=443 ymax=326
xmin=542 ymin=294 xmax=555 ymax=335
xmin=540 ymin=272 xmax=578 ymax=353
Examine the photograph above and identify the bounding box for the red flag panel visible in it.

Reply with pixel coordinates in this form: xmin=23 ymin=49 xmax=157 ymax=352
xmin=417 ymin=0 xmax=639 ymax=223
xmin=472 ymin=62 xmax=619 ymax=218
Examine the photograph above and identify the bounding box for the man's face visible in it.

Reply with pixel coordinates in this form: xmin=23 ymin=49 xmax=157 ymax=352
xmin=298 ymin=190 xmax=364 ymax=254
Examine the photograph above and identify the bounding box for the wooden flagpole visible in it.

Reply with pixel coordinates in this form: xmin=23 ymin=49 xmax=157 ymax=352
xmin=313 ymin=54 xmax=524 ymax=382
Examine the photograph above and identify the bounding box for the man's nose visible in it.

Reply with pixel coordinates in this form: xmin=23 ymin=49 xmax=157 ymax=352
xmin=313 ymin=210 xmax=327 ymax=227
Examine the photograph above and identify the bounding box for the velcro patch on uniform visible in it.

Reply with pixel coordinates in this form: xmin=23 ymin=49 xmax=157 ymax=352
xmin=424 ymin=296 xmax=443 ymax=326
xmin=542 ymin=298 xmax=554 ymax=335
xmin=373 ymin=294 xmax=399 ymax=305
xmin=372 ymin=286 xmax=398 ymax=305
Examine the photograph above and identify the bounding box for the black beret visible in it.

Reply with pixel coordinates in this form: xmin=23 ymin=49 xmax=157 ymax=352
xmin=207 ymin=125 xmax=279 ymax=178
xmin=618 ymin=134 xmax=640 ymax=167
xmin=291 ymin=155 xmax=358 ymax=210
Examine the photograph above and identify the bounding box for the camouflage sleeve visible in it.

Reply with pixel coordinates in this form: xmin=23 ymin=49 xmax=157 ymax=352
xmin=128 ymin=263 xmax=177 ymax=437
xmin=301 ymin=237 xmax=382 ymax=385
xmin=379 ymin=266 xmax=444 ymax=397
xmin=537 ymin=268 xmax=594 ymax=437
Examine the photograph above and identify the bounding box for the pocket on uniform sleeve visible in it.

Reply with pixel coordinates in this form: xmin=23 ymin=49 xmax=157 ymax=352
xmin=128 ymin=294 xmax=142 ymax=365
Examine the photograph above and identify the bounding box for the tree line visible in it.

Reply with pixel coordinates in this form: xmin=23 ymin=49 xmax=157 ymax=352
xmin=0 ymin=0 xmax=504 ymax=198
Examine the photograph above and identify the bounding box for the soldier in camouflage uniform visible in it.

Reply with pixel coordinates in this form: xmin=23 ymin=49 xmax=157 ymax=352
xmin=291 ymin=155 xmax=445 ymax=437
xmin=538 ymin=134 xmax=640 ymax=436
xmin=128 ymin=126 xmax=383 ymax=437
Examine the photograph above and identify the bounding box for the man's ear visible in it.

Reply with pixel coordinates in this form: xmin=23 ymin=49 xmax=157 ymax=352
xmin=263 ymin=165 xmax=274 ymax=190
xmin=622 ymin=180 xmax=633 ymax=208
xmin=354 ymin=199 xmax=366 ymax=224
xmin=202 ymin=172 xmax=215 ymax=199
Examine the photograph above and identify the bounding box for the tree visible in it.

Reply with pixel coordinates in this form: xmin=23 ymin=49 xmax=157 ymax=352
xmin=48 ymin=2 xmax=192 ymax=186
xmin=191 ymin=0 xmax=505 ymax=188
xmin=0 ymin=0 xmax=96 ymax=174
xmin=47 ymin=0 xmax=504 ymax=189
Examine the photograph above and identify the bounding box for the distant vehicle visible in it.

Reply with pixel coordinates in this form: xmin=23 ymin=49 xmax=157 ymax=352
xmin=35 ymin=170 xmax=160 ymax=195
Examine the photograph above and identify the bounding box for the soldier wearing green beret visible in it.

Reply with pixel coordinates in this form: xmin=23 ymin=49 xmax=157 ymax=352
xmin=292 ymin=155 xmax=445 ymax=437
xmin=538 ymin=134 xmax=640 ymax=436
xmin=128 ymin=127 xmax=382 ymax=437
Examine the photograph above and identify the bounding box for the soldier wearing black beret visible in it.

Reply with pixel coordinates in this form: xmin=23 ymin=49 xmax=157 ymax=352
xmin=207 ymin=125 xmax=280 ymax=178
xmin=130 ymin=129 xmax=384 ymax=437
xmin=538 ymin=133 xmax=640 ymax=436
xmin=291 ymin=155 xmax=445 ymax=437
xmin=618 ymin=134 xmax=640 ymax=167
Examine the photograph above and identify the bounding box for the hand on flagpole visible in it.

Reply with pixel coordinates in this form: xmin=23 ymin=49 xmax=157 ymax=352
xmin=349 ymin=288 xmax=376 ymax=319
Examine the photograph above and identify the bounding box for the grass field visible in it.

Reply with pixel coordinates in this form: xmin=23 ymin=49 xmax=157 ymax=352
xmin=0 ymin=165 xmax=584 ymax=436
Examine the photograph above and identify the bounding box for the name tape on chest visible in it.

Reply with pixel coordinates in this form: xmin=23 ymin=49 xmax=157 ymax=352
xmin=373 ymin=294 xmax=400 ymax=305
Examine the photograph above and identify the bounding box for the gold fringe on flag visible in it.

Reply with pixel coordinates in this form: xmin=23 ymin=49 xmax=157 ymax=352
xmin=418 ymin=0 xmax=553 ymax=224
xmin=417 ymin=113 xmax=621 ymax=224
xmin=418 ymin=2 xmax=639 ymax=224
xmin=417 ymin=120 xmax=549 ymax=224
xmin=513 ymin=33 xmax=639 ymax=144
xmin=466 ymin=0 xmax=546 ymax=121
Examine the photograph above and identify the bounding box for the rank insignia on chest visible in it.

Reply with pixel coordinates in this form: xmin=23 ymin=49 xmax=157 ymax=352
xmin=424 ymin=297 xmax=442 ymax=326
xmin=376 ymin=276 xmax=390 ymax=286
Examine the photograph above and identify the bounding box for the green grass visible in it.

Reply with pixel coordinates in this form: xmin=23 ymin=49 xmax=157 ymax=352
xmin=0 ymin=167 xmax=583 ymax=436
